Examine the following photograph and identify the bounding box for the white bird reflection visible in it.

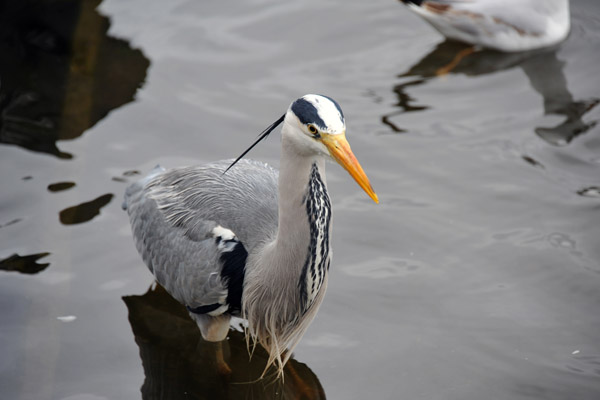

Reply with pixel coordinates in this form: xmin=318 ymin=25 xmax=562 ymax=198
xmin=383 ymin=40 xmax=598 ymax=146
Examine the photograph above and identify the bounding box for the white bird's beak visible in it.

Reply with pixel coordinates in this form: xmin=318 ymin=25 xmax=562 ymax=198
xmin=321 ymin=133 xmax=379 ymax=204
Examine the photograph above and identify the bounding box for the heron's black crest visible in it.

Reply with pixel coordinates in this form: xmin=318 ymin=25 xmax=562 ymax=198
xmin=291 ymin=98 xmax=326 ymax=130
xmin=291 ymin=95 xmax=344 ymax=131
xmin=223 ymin=114 xmax=285 ymax=174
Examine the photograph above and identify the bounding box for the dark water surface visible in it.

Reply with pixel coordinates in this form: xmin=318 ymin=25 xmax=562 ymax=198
xmin=1 ymin=0 xmax=599 ymax=399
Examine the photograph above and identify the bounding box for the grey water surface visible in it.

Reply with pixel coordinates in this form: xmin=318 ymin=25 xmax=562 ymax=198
xmin=1 ymin=0 xmax=599 ymax=399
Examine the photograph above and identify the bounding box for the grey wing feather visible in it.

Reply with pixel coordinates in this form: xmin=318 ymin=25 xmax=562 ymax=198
xmin=123 ymin=159 xmax=279 ymax=310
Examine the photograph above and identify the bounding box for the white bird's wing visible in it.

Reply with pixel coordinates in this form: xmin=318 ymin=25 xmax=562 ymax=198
xmin=405 ymin=0 xmax=570 ymax=51
xmin=123 ymin=159 xmax=279 ymax=315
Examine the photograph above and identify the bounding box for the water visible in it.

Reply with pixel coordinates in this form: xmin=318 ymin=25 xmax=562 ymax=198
xmin=1 ymin=0 xmax=599 ymax=399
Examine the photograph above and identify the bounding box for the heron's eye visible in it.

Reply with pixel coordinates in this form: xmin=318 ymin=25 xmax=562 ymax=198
xmin=307 ymin=125 xmax=320 ymax=137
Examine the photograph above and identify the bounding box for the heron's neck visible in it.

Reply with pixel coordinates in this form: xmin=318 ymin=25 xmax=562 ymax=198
xmin=276 ymin=145 xmax=328 ymax=257
xmin=242 ymin=137 xmax=333 ymax=369
xmin=258 ymin=137 xmax=331 ymax=309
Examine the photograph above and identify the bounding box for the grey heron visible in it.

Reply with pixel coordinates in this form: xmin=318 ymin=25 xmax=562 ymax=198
xmin=400 ymin=0 xmax=570 ymax=52
xmin=123 ymin=94 xmax=378 ymax=376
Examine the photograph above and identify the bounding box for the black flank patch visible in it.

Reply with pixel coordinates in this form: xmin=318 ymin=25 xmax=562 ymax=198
xmin=220 ymin=241 xmax=248 ymax=315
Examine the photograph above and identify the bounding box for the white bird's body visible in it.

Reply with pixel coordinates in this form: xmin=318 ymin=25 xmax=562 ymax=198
xmin=401 ymin=0 xmax=570 ymax=52
xmin=123 ymin=95 xmax=378 ymax=374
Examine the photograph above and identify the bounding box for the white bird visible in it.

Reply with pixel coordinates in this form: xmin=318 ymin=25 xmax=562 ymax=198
xmin=123 ymin=94 xmax=378 ymax=375
xmin=400 ymin=0 xmax=570 ymax=52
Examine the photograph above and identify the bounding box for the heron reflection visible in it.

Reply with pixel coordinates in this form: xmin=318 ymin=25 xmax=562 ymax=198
xmin=123 ymin=284 xmax=326 ymax=400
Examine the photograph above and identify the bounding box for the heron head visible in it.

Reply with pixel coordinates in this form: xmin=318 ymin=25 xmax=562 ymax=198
xmin=224 ymin=94 xmax=378 ymax=203
xmin=285 ymin=94 xmax=379 ymax=203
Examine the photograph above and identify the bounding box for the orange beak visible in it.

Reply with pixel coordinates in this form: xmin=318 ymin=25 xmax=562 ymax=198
xmin=321 ymin=133 xmax=379 ymax=203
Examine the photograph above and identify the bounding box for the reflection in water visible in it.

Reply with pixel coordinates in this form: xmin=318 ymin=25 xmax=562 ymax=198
xmin=577 ymin=187 xmax=600 ymax=198
xmin=382 ymin=78 xmax=428 ymax=133
xmin=112 ymin=170 xmax=140 ymax=183
xmin=123 ymin=285 xmax=326 ymax=400
xmin=522 ymin=155 xmax=545 ymax=169
xmin=47 ymin=181 xmax=76 ymax=192
xmin=0 ymin=218 xmax=22 ymax=228
xmin=0 ymin=252 xmax=50 ymax=274
xmin=386 ymin=41 xmax=599 ymax=145
xmin=0 ymin=0 xmax=149 ymax=158
xmin=59 ymin=193 xmax=113 ymax=225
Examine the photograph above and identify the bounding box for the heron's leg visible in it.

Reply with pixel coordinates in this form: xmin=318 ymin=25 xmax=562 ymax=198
xmin=435 ymin=46 xmax=475 ymax=76
xmin=215 ymin=340 xmax=232 ymax=376
xmin=285 ymin=361 xmax=324 ymax=400
xmin=196 ymin=339 xmax=232 ymax=376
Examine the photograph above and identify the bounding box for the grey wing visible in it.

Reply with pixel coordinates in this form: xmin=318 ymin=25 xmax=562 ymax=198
xmin=123 ymin=160 xmax=279 ymax=315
